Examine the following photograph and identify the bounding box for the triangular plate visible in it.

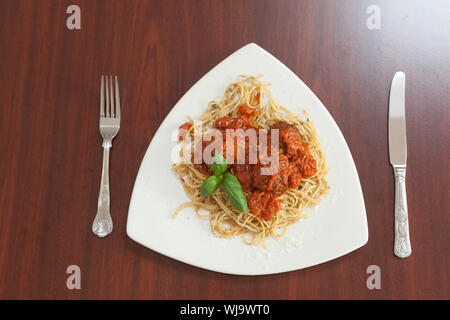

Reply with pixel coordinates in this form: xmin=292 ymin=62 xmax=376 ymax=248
xmin=127 ymin=43 xmax=368 ymax=275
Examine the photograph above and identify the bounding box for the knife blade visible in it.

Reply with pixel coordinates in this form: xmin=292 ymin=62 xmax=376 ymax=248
xmin=389 ymin=72 xmax=407 ymax=166
xmin=388 ymin=71 xmax=411 ymax=258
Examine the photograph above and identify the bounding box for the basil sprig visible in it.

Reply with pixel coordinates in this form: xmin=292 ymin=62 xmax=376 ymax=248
xmin=199 ymin=152 xmax=248 ymax=212
xmin=200 ymin=175 xmax=221 ymax=197
xmin=211 ymin=151 xmax=227 ymax=176
xmin=221 ymin=172 xmax=248 ymax=212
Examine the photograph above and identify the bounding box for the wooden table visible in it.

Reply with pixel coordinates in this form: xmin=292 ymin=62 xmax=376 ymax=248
xmin=0 ymin=0 xmax=448 ymax=299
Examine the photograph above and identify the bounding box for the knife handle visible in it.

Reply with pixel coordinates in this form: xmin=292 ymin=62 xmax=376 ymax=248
xmin=393 ymin=166 xmax=412 ymax=258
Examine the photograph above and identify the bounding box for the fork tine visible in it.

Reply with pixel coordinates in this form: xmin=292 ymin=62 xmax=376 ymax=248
xmin=100 ymin=76 xmax=105 ymax=117
xmin=109 ymin=76 xmax=115 ymax=117
xmin=105 ymin=75 xmax=110 ymax=117
xmin=115 ymin=76 xmax=120 ymax=119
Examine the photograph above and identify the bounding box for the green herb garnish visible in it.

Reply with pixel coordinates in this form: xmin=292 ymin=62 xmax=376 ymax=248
xmin=211 ymin=151 xmax=227 ymax=176
xmin=200 ymin=175 xmax=220 ymax=197
xmin=200 ymin=151 xmax=248 ymax=212
xmin=221 ymin=172 xmax=248 ymax=212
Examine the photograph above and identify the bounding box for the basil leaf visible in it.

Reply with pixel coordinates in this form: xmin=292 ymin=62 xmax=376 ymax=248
xmin=221 ymin=173 xmax=248 ymax=212
xmin=211 ymin=151 xmax=227 ymax=176
xmin=200 ymin=175 xmax=220 ymax=197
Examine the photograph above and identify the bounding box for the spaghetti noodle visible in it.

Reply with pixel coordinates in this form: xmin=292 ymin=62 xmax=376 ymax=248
xmin=173 ymin=75 xmax=329 ymax=246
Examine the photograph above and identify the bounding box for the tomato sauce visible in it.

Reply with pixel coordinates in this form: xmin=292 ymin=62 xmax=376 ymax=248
xmin=178 ymin=122 xmax=192 ymax=141
xmin=180 ymin=107 xmax=317 ymax=220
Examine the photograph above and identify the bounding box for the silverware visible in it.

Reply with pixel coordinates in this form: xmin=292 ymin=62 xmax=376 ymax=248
xmin=388 ymin=71 xmax=411 ymax=258
xmin=92 ymin=76 xmax=121 ymax=237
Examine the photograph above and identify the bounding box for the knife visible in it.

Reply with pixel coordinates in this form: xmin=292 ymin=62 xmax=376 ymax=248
xmin=388 ymin=71 xmax=411 ymax=258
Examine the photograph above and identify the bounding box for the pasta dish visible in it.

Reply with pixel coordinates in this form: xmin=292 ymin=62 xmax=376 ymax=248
xmin=173 ymin=75 xmax=329 ymax=246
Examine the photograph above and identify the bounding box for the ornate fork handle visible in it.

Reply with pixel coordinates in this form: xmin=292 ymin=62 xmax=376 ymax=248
xmin=92 ymin=139 xmax=113 ymax=237
xmin=393 ymin=166 xmax=411 ymax=258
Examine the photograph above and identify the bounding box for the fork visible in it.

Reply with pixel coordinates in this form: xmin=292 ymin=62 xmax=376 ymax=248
xmin=92 ymin=75 xmax=121 ymax=237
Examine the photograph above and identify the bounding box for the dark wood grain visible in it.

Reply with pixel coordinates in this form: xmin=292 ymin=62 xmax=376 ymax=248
xmin=0 ymin=0 xmax=448 ymax=299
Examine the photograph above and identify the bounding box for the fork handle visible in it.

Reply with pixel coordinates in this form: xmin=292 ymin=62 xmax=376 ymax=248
xmin=92 ymin=140 xmax=113 ymax=237
xmin=393 ymin=166 xmax=411 ymax=258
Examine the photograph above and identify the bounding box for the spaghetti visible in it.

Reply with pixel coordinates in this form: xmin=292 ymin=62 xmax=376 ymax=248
xmin=173 ymin=75 xmax=329 ymax=246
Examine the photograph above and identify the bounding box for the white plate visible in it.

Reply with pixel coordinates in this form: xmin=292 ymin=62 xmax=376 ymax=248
xmin=126 ymin=43 xmax=368 ymax=275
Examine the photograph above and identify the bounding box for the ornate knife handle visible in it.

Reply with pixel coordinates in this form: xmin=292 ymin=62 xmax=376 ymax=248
xmin=92 ymin=141 xmax=113 ymax=237
xmin=393 ymin=166 xmax=411 ymax=258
